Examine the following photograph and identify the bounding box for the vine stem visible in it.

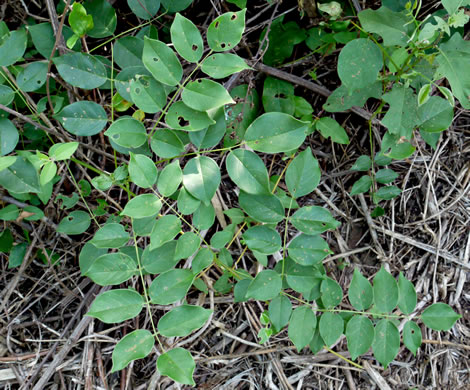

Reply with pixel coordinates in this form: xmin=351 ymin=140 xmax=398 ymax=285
xmin=131 ymin=226 xmax=165 ymax=352
xmin=324 ymin=346 xmax=363 ymax=369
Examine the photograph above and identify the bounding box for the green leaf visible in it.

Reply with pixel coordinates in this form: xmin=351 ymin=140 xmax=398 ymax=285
xmin=85 ymin=252 xmax=136 ymax=286
xmin=350 ymin=175 xmax=372 ymax=196
xmin=84 ymin=0 xmax=117 ymax=38
xmin=436 ymin=33 xmax=470 ymax=109
xmin=207 ymin=9 xmax=246 ymax=52
xmin=149 ymin=269 xmax=194 ymax=304
xmin=189 ymin=107 xmax=226 ymax=149
xmin=418 ymin=96 xmax=454 ymax=133
xmin=53 ymin=52 xmax=107 ymax=89
xmin=158 ymin=305 xmax=212 ymax=337
xmin=57 ymin=210 xmax=91 ymax=235
xmin=87 ymin=289 xmax=143 ymax=323
xmin=246 ymin=270 xmax=282 ymax=301
xmin=348 ymin=269 xmax=373 ymax=311
xmin=286 ymin=147 xmax=321 ymax=198
xmin=79 ymin=243 xmax=107 ymax=275
xmin=375 ymin=186 xmax=401 ymax=200
xmin=358 ymin=7 xmax=412 ymax=46
xmin=226 ymin=149 xmax=270 ymax=195
xmin=182 ymin=79 xmax=234 ymax=112
xmin=182 ymin=156 xmax=220 ymax=204
xmin=441 ymin=0 xmax=470 ymax=16
xmin=225 ymin=84 xmax=260 ymax=142
xmin=0 ymin=85 xmax=14 ymax=106
xmin=319 ymin=312 xmax=343 ymax=347
xmin=175 ymin=232 xmax=200 ymax=260
xmin=55 ymin=101 xmax=107 ymax=136
xmin=121 ymin=194 xmax=162 ymax=218
xmin=286 ymin=260 xmax=322 ymax=295
xmin=245 ymin=113 xmax=308 ymax=153
xmin=142 ymin=37 xmax=182 ymax=86
xmin=373 ymin=267 xmax=398 ymax=313
xmin=403 ymin=320 xmax=421 ymax=356
xmin=142 ymin=241 xmax=178 ymax=274
xmin=127 ymin=0 xmax=160 ymax=19
xmin=111 ymin=330 xmax=154 ymax=372
xmin=320 ymin=277 xmax=343 ymax=308
xmin=372 ymin=319 xmax=399 ymax=368
xmin=177 ymin=187 xmax=200 ymax=215
xmin=238 ymin=191 xmax=284 ymax=223
xmin=69 ymin=2 xmax=93 ymax=37
xmin=375 ymin=169 xmax=399 ymax=184
xmin=158 ymin=160 xmax=182 ymax=196
xmin=0 ymin=156 xmax=40 ymax=193
xmin=324 ymin=82 xmax=382 ymax=113
xmin=151 ymin=130 xmax=185 ymax=158
xmin=192 ymin=248 xmax=213 ymax=274
xmin=309 ymin=324 xmax=324 ymax=354
xmin=166 ymin=101 xmax=215 ymax=131
xmin=346 ymin=315 xmax=374 ymax=360
xmin=291 ymin=206 xmax=340 ymax=235
xmin=242 ymin=225 xmax=281 ymax=255
xmin=398 ymin=272 xmax=416 ymax=315
xmin=114 ymin=36 xmax=144 ymax=69
xmin=382 ymin=85 xmax=418 ymax=139
xmin=262 ymin=77 xmax=295 ymax=115
xmin=421 ymin=303 xmax=461 ymax=331
xmin=288 ymin=234 xmax=331 ymax=266
xmin=0 ymin=204 xmax=19 ymax=221
xmin=9 ymin=242 xmax=27 ymax=268
xmin=316 ymin=117 xmax=349 ymax=144
xmin=0 ymin=27 xmax=27 ymax=67
xmin=157 ymin=348 xmax=195 ymax=386
xmin=39 ymin=161 xmax=57 ymax=186
xmin=201 ymin=53 xmax=250 ymax=78
xmin=130 ymin=75 xmax=167 ymax=114
xmin=0 ymin=119 xmax=19 ymax=156
xmin=91 ymin=223 xmax=130 ymax=248
xmin=149 ymin=215 xmax=181 ymax=250
xmin=288 ymin=306 xmax=316 ymax=351
xmin=381 ymin=132 xmax=415 ymax=160
xmin=105 ymin=118 xmax=147 ymax=149
xmin=129 ymin=153 xmax=158 ymax=189
xmin=16 ymin=62 xmax=47 ymax=92
xmin=337 ymin=38 xmax=383 ymax=93
xmin=193 ymin=202 xmax=215 ymax=230
xmin=170 ymin=13 xmax=203 ymax=62
xmin=269 ymin=295 xmax=292 ymax=331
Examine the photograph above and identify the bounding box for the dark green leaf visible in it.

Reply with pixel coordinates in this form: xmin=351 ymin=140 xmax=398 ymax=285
xmin=149 ymin=269 xmax=194 ymax=304
xmin=320 ymin=277 xmax=343 ymax=308
xmin=269 ymin=295 xmax=292 ymax=331
xmin=319 ymin=312 xmax=343 ymax=347
xmin=150 ymin=215 xmax=181 ymax=250
xmin=87 ymin=289 xmax=143 ymax=323
xmin=316 ymin=117 xmax=349 ymax=144
xmin=158 ymin=305 xmax=212 ymax=337
xmin=246 ymin=270 xmax=282 ymax=301
xmin=285 ymin=147 xmax=321 ymax=198
xmin=398 ymin=272 xmax=416 ymax=315
xmin=53 ymin=52 xmax=107 ymax=89
xmin=372 ymin=319 xmax=399 ymax=368
xmin=55 ymin=101 xmax=107 ymax=136
xmin=111 ymin=330 xmax=154 ymax=372
xmin=291 ymin=206 xmax=340 ymax=235
xmin=85 ymin=252 xmax=136 ymax=286
xmin=421 ymin=303 xmax=461 ymax=331
xmin=346 ymin=315 xmax=374 ymax=360
xmin=288 ymin=234 xmax=331 ymax=266
xmin=157 ymin=348 xmax=195 ymax=386
xmin=242 ymin=225 xmax=281 ymax=255
xmin=238 ymin=191 xmax=284 ymax=223
xmin=348 ymin=269 xmax=373 ymax=311
xmin=373 ymin=267 xmax=398 ymax=313
xmin=288 ymin=306 xmax=316 ymax=351
xmin=57 ymin=210 xmax=91 ymax=235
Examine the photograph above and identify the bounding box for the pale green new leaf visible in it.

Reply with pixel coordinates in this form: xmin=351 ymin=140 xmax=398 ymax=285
xmin=49 ymin=142 xmax=79 ymax=161
xmin=111 ymin=330 xmax=154 ymax=372
xmin=142 ymin=37 xmax=182 ymax=86
xmin=40 ymin=161 xmax=57 ymax=186
xmin=87 ymin=289 xmax=144 ymax=323
xmin=372 ymin=319 xmax=399 ymax=368
xmin=285 ymin=147 xmax=321 ymax=198
xmin=441 ymin=0 xmax=470 ymax=15
xmin=149 ymin=269 xmax=194 ymax=304
xmin=244 ymin=113 xmax=308 ymax=153
xmin=346 ymin=315 xmax=374 ymax=360
xmin=288 ymin=306 xmax=316 ymax=351
xmin=182 ymin=79 xmax=234 ymax=111
xmin=226 ymin=149 xmax=270 ymax=195
xmin=170 ymin=13 xmax=203 ymax=62
xmin=158 ymin=305 xmax=212 ymax=336
xmin=157 ymin=348 xmax=195 ymax=386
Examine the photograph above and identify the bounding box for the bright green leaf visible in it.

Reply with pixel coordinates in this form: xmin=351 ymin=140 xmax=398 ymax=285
xmin=207 ymin=9 xmax=246 ymax=52
xmin=55 ymin=101 xmax=107 ymax=136
xmin=201 ymin=53 xmax=250 ymax=78
xmin=142 ymin=241 xmax=178 ymax=274
xmin=16 ymin=62 xmax=47 ymax=92
xmin=182 ymin=156 xmax=220 ymax=204
xmin=121 ymin=194 xmax=162 ymax=218
xmin=85 ymin=252 xmax=136 ymax=285
xmin=129 ymin=153 xmax=158 ymax=189
xmin=166 ymin=101 xmax=215 ymax=131
xmin=398 ymin=272 xmax=417 ymax=315
xmin=149 ymin=215 xmax=182 ymax=250
xmin=350 ymin=175 xmax=372 ymax=196
xmin=158 ymin=160 xmax=182 ymax=196
xmin=105 ymin=118 xmax=147 ymax=149
xmin=130 ymin=75 xmax=167 ymax=114
xmin=0 ymin=156 xmax=40 ymax=193
xmin=226 ymin=149 xmax=270 ymax=195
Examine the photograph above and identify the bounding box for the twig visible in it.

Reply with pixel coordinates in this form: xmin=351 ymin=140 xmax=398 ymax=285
xmin=363 ymin=361 xmax=392 ymax=390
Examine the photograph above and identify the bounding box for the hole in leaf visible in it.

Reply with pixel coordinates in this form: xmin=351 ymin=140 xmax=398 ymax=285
xmin=192 ymin=44 xmax=198 ymax=51
xmin=67 ymin=216 xmax=73 ymax=221
xmin=197 ymin=79 xmax=202 ymax=83
xmin=37 ymin=80 xmax=42 ymax=84
xmin=135 ymin=87 xmax=141 ymax=94
xmin=230 ymin=13 xmax=237 ymax=20
xmin=178 ymin=116 xmax=189 ymax=127
xmin=153 ymin=57 xmax=159 ymax=62
xmin=274 ymin=93 xmax=286 ymax=99
xmin=214 ymin=21 xmax=220 ymax=28
xmin=220 ymin=42 xmax=226 ymax=49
